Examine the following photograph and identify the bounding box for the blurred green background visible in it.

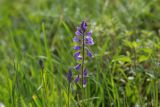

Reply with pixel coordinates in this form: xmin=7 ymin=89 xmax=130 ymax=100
xmin=0 ymin=0 xmax=160 ymax=107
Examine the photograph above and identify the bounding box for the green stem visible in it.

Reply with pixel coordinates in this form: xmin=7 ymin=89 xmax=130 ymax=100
xmin=68 ymin=83 xmax=70 ymax=107
xmin=133 ymin=47 xmax=137 ymax=71
xmin=81 ymin=34 xmax=85 ymax=105
xmin=41 ymin=69 xmax=48 ymax=107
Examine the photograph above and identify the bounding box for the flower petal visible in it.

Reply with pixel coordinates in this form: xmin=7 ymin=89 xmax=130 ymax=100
xmin=74 ymin=51 xmax=80 ymax=57
xmin=75 ymin=64 xmax=81 ymax=71
xmin=77 ymin=27 xmax=82 ymax=32
xmin=87 ymin=50 xmax=92 ymax=57
xmin=87 ymin=30 xmax=92 ymax=36
xmin=75 ymin=75 xmax=80 ymax=83
xmin=74 ymin=52 xmax=82 ymax=60
xmin=83 ymin=79 xmax=87 ymax=88
xmin=86 ymin=41 xmax=94 ymax=45
xmin=73 ymin=46 xmax=81 ymax=50
xmin=81 ymin=21 xmax=87 ymax=32
xmin=85 ymin=36 xmax=93 ymax=41
xmin=83 ymin=69 xmax=88 ymax=77
xmin=85 ymin=36 xmax=94 ymax=45
xmin=76 ymin=55 xmax=82 ymax=60
xmin=75 ymin=31 xmax=81 ymax=36
xmin=75 ymin=27 xmax=82 ymax=36
xmin=73 ymin=36 xmax=79 ymax=42
xmin=67 ymin=69 xmax=72 ymax=83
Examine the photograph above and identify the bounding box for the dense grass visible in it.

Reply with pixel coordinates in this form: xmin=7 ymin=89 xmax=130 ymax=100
xmin=0 ymin=0 xmax=160 ymax=107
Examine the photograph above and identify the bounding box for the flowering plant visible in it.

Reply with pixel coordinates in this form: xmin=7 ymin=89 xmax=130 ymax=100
xmin=73 ymin=21 xmax=94 ymax=88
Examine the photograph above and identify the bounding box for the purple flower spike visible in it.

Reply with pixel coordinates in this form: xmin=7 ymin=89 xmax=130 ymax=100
xmin=75 ymin=64 xmax=81 ymax=71
xmin=74 ymin=46 xmax=81 ymax=50
xmin=83 ymin=69 xmax=88 ymax=77
xmin=83 ymin=79 xmax=87 ymax=88
xmin=75 ymin=75 xmax=80 ymax=83
xmin=87 ymin=30 xmax=92 ymax=36
xmin=73 ymin=36 xmax=79 ymax=42
xmin=87 ymin=50 xmax=92 ymax=57
xmin=81 ymin=21 xmax=87 ymax=32
xmin=67 ymin=69 xmax=72 ymax=83
xmin=72 ymin=21 xmax=94 ymax=88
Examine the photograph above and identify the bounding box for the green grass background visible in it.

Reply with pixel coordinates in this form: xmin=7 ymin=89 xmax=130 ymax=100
xmin=0 ymin=0 xmax=160 ymax=106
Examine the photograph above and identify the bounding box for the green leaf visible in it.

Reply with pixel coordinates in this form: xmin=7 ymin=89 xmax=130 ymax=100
xmin=113 ymin=55 xmax=131 ymax=63
xmin=132 ymin=41 xmax=138 ymax=48
xmin=138 ymin=55 xmax=149 ymax=62
xmin=142 ymin=48 xmax=152 ymax=54
xmin=123 ymin=40 xmax=133 ymax=48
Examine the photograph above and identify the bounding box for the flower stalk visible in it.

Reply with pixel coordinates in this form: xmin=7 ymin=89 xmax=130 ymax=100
xmin=81 ymin=33 xmax=85 ymax=100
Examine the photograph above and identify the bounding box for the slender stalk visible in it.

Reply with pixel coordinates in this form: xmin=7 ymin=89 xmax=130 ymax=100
xmin=41 ymin=69 xmax=48 ymax=107
xmin=81 ymin=34 xmax=85 ymax=104
xmin=40 ymin=69 xmax=45 ymax=107
xmin=133 ymin=47 xmax=143 ymax=106
xmin=68 ymin=83 xmax=70 ymax=107
xmin=133 ymin=47 xmax=137 ymax=71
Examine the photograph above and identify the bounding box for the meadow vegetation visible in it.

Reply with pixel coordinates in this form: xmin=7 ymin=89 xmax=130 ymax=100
xmin=0 ymin=0 xmax=160 ymax=106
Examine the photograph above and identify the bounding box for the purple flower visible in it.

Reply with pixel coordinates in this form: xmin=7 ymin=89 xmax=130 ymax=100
xmin=76 ymin=56 xmax=82 ymax=60
xmin=83 ymin=79 xmax=87 ymax=88
xmin=81 ymin=21 xmax=87 ymax=32
xmin=75 ymin=64 xmax=81 ymax=71
xmin=87 ymin=30 xmax=92 ymax=36
xmin=74 ymin=52 xmax=82 ymax=60
xmin=74 ymin=52 xmax=80 ymax=57
xmin=75 ymin=75 xmax=80 ymax=83
xmin=85 ymin=36 xmax=94 ymax=45
xmin=75 ymin=27 xmax=82 ymax=36
xmin=87 ymin=50 xmax=92 ymax=57
xmin=75 ymin=31 xmax=81 ymax=36
xmin=83 ymin=69 xmax=88 ymax=77
xmin=74 ymin=46 xmax=81 ymax=50
xmin=73 ymin=36 xmax=79 ymax=42
xmin=67 ymin=69 xmax=72 ymax=83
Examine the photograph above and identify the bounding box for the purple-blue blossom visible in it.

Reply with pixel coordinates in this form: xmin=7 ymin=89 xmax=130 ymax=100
xmin=81 ymin=21 xmax=87 ymax=32
xmin=75 ymin=75 xmax=80 ymax=83
xmin=83 ymin=69 xmax=88 ymax=77
xmin=75 ymin=64 xmax=81 ymax=71
xmin=85 ymin=36 xmax=94 ymax=45
xmin=87 ymin=49 xmax=92 ymax=57
xmin=75 ymin=27 xmax=82 ymax=36
xmin=83 ymin=79 xmax=87 ymax=88
xmin=73 ymin=36 xmax=79 ymax=42
xmin=67 ymin=69 xmax=72 ymax=83
xmin=74 ymin=52 xmax=82 ymax=60
xmin=87 ymin=30 xmax=92 ymax=36
xmin=74 ymin=46 xmax=81 ymax=50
